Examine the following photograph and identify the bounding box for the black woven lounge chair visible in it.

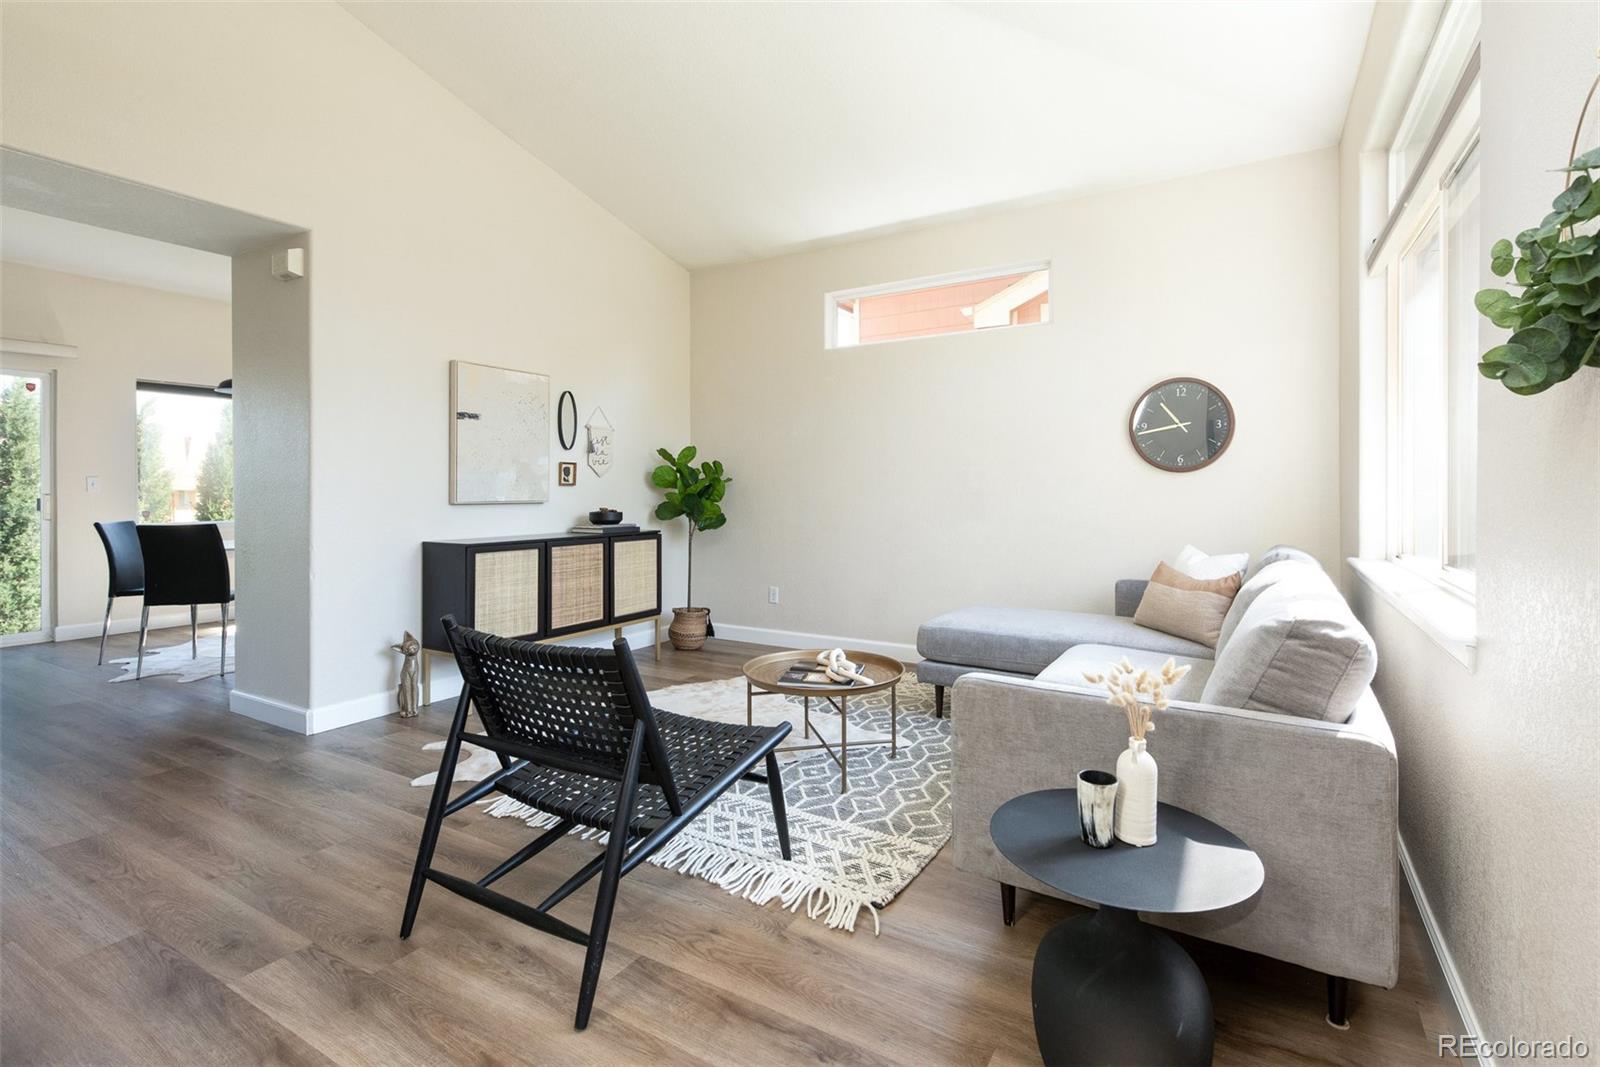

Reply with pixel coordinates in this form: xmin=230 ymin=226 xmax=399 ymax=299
xmin=401 ymin=617 xmax=793 ymax=1030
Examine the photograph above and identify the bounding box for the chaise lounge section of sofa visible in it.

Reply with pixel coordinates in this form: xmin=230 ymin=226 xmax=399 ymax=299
xmin=916 ymin=547 xmax=1399 ymax=1025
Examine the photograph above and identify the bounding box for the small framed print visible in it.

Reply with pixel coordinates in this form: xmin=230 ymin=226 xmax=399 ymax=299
xmin=557 ymin=461 xmax=578 ymax=487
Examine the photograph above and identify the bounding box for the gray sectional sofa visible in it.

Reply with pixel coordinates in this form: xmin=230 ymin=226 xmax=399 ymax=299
xmin=916 ymin=546 xmax=1398 ymax=1023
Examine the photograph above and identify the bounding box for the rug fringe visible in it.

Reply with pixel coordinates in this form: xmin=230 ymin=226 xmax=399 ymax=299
xmin=478 ymin=796 xmax=882 ymax=935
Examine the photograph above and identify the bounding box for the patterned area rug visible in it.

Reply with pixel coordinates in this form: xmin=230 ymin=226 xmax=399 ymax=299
xmin=107 ymin=627 xmax=234 ymax=682
xmin=418 ymin=675 xmax=951 ymax=934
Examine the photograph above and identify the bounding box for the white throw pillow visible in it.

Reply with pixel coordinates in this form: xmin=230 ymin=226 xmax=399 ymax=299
xmin=1172 ymin=544 xmax=1250 ymax=581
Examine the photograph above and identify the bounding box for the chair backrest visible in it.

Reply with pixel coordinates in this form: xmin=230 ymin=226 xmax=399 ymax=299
xmin=442 ymin=617 xmax=679 ymax=802
xmin=136 ymin=523 xmax=231 ymax=607
xmin=94 ymin=520 xmax=145 ymax=597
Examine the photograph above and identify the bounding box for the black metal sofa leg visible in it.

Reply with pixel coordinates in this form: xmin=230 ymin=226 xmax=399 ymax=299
xmin=766 ymin=752 xmax=791 ymax=860
xmin=1327 ymin=975 xmax=1350 ymax=1028
xmin=935 ymin=685 xmax=945 ymax=718
xmin=1001 ymin=882 xmax=1016 ymax=926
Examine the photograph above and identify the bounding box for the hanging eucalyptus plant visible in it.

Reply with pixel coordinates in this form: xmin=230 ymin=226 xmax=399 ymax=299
xmin=1475 ymin=145 xmax=1600 ymax=394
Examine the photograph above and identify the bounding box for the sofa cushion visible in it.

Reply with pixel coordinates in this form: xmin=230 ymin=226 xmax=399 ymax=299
xmin=1134 ymin=562 xmax=1242 ymax=648
xmin=1201 ymin=566 xmax=1377 ymax=723
xmin=1217 ymin=558 xmax=1339 ymax=654
xmin=1037 ymin=644 xmax=1213 ymax=702
xmin=917 ymin=606 xmax=1213 ymax=675
xmin=1244 ymin=544 xmax=1320 ymax=581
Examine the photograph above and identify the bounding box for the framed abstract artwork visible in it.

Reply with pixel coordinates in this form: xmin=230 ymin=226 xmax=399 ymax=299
xmin=449 ymin=360 xmax=550 ymax=504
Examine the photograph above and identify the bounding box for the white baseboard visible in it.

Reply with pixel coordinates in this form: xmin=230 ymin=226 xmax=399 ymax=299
xmin=236 ymin=621 xmax=667 ymax=736
xmin=711 ymin=621 xmax=917 ymax=663
xmin=1399 ymin=833 xmax=1493 ymax=1067
xmin=55 ymin=605 xmax=228 ymax=643
xmin=229 ymin=689 xmax=309 ymax=734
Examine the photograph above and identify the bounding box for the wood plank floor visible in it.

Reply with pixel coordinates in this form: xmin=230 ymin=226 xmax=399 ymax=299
xmin=2 ymin=627 xmax=1455 ymax=1065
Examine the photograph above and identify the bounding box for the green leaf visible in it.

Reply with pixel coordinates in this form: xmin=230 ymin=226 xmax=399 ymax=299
xmin=1490 ymin=238 xmax=1514 ymax=261
xmin=1508 ymin=316 xmax=1569 ymax=360
xmin=680 ymin=465 xmax=702 ymax=485
xmin=1550 ymin=254 xmax=1600 ymax=286
xmin=677 ymin=445 xmax=697 ymax=467
xmin=698 ymin=512 xmax=727 ymax=532
xmin=1490 ymin=254 xmax=1514 ymax=278
xmin=656 ymin=447 xmax=676 ymax=465
xmin=1553 ymin=175 xmax=1592 ymax=214
xmin=1479 ymin=343 xmax=1548 ymax=389
xmin=650 ymin=464 xmax=678 ymax=488
xmin=1475 ymin=288 xmax=1523 ymax=328
xmin=1576 ymin=184 xmax=1600 ymax=223
xmin=1561 ymin=146 xmax=1600 ymax=171
xmin=1583 ymin=291 xmax=1600 ymax=316
xmin=654 ymin=500 xmax=684 ymax=521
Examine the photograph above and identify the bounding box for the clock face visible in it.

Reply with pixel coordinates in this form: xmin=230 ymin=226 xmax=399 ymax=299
xmin=1128 ymin=378 xmax=1234 ymax=472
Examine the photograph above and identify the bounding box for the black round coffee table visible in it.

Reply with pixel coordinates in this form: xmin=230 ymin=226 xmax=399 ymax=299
xmin=991 ymin=789 xmax=1264 ymax=1067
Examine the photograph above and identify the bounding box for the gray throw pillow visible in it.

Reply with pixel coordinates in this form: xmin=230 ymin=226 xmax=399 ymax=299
xmin=1202 ymin=565 xmax=1377 ymax=723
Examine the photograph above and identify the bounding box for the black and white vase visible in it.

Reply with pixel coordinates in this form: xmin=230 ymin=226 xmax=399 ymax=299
xmin=1077 ymin=770 xmax=1118 ymax=848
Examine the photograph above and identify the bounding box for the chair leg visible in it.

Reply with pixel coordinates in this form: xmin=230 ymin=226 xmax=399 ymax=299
xmin=765 ymin=751 xmax=791 ymax=860
xmin=135 ymin=605 xmax=150 ymax=679
xmin=190 ymin=605 xmax=199 ymax=658
xmin=401 ymin=689 xmax=472 ymax=939
xmin=1327 ymin=975 xmax=1350 ymax=1029
xmin=935 ymin=685 xmax=945 ymax=718
xmin=219 ymin=603 xmax=228 ymax=676
xmin=1001 ymin=882 xmax=1016 ymax=926
xmin=98 ymin=597 xmax=114 ymax=665
xmin=575 ymin=722 xmax=646 ymax=1031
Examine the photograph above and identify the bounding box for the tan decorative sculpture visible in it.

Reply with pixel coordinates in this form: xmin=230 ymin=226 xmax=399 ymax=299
xmin=392 ymin=631 xmax=421 ymax=717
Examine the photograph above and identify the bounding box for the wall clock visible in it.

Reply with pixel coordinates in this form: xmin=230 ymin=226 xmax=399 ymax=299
xmin=1128 ymin=377 xmax=1234 ymax=472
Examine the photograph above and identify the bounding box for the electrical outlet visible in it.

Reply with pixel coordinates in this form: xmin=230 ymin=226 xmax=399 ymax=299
xmin=85 ymin=475 xmax=101 ymax=493
xmin=768 ymin=585 xmax=780 ymax=605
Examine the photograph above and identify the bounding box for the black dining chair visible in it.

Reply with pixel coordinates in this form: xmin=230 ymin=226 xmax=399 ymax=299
xmin=92 ymin=520 xmax=145 ymax=665
xmin=134 ymin=523 xmax=234 ymax=679
xmin=403 ymin=618 xmax=793 ymax=1030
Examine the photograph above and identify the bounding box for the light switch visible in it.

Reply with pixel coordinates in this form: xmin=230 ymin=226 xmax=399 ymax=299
xmin=85 ymin=475 xmax=100 ymax=493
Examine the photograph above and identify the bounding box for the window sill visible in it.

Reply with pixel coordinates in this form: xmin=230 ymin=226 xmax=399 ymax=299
xmin=1347 ymin=557 xmax=1477 ymax=671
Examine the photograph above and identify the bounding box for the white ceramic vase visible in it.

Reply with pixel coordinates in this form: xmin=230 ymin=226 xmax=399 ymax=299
xmin=1114 ymin=737 xmax=1158 ymax=846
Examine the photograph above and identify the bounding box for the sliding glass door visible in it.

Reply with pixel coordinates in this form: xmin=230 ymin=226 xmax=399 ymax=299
xmin=0 ymin=370 xmax=53 ymax=645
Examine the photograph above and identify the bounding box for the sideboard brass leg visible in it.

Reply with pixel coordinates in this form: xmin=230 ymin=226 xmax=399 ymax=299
xmin=421 ymin=650 xmax=432 ymax=707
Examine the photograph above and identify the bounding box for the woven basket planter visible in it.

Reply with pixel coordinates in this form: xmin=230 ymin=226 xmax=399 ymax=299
xmin=669 ymin=607 xmax=710 ymax=651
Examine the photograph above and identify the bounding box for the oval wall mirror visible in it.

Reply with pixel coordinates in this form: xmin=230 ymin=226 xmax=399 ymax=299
xmin=557 ymin=390 xmax=578 ymax=450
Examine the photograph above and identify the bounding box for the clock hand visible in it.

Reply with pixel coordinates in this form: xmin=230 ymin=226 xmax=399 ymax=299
xmin=1136 ymin=421 xmax=1192 ymax=435
xmin=1158 ymin=402 xmax=1189 ymax=433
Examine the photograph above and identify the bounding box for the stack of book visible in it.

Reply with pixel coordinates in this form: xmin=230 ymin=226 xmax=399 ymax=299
xmin=777 ymin=660 xmax=874 ymax=688
xmin=569 ymin=522 xmax=641 ymax=535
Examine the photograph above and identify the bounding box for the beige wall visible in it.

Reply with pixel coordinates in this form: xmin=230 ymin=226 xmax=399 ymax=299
xmin=691 ymin=148 xmax=1340 ymax=650
xmin=2 ymin=3 xmax=691 ymax=728
xmin=0 ymin=261 xmax=231 ymax=634
xmin=1340 ymin=0 xmax=1600 ymax=1046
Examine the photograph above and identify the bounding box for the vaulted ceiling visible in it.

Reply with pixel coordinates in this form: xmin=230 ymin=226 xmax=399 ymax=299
xmin=344 ymin=1 xmax=1374 ymax=269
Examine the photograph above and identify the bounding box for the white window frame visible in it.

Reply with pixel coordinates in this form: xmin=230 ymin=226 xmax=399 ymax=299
xmin=823 ymin=260 xmax=1051 ymax=350
xmin=1372 ymin=25 xmax=1480 ymax=606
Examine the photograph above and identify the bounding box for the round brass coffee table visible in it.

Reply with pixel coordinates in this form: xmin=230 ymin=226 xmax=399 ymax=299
xmin=742 ymin=650 xmax=905 ymax=792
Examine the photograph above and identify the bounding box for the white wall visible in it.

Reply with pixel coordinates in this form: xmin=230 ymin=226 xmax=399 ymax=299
xmin=0 ymin=261 xmax=231 ymax=635
xmin=2 ymin=3 xmax=691 ymax=729
xmin=1340 ymin=0 xmax=1600 ymax=1047
xmin=690 ymin=149 xmax=1341 ymax=650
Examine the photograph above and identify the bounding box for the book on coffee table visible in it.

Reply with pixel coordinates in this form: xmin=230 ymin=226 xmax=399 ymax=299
xmin=777 ymin=661 xmax=875 ymax=688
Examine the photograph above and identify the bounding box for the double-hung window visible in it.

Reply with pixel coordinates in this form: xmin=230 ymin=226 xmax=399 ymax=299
xmin=1370 ymin=0 xmax=1481 ymax=599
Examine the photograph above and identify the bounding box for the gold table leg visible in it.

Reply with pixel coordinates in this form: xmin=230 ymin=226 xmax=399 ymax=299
xmin=421 ymin=650 xmax=432 ymax=707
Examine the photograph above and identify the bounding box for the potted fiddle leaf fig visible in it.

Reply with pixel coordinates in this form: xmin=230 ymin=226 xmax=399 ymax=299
xmin=650 ymin=446 xmax=729 ymax=650
xmin=1476 ymin=145 xmax=1600 ymax=394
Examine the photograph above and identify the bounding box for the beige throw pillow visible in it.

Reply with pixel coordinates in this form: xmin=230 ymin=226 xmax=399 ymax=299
xmin=1134 ymin=561 xmax=1242 ymax=648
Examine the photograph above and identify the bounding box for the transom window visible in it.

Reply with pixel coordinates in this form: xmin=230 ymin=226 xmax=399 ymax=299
xmin=826 ymin=263 xmax=1049 ymax=349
